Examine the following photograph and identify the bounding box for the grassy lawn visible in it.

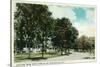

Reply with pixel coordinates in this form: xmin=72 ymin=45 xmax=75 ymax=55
xmin=14 ymin=51 xmax=95 ymax=63
xmin=14 ymin=52 xmax=60 ymax=63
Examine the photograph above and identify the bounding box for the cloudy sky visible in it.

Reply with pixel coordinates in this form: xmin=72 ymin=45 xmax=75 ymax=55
xmin=48 ymin=5 xmax=96 ymax=37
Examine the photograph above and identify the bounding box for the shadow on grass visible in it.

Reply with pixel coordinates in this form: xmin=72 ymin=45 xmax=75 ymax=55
xmin=26 ymin=57 xmax=47 ymax=61
xmin=15 ymin=57 xmax=48 ymax=62
xmin=15 ymin=52 xmax=73 ymax=62
xmin=15 ymin=57 xmax=27 ymax=61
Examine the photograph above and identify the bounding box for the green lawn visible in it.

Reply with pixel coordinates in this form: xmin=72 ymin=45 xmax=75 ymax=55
xmin=14 ymin=52 xmax=60 ymax=63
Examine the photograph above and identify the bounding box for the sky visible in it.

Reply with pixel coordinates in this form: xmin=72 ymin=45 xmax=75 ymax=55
xmin=48 ymin=5 xmax=96 ymax=37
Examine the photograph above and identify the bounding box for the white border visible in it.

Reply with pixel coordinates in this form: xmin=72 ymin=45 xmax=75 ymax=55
xmin=11 ymin=0 xmax=97 ymax=67
xmin=1 ymin=0 xmax=100 ymax=67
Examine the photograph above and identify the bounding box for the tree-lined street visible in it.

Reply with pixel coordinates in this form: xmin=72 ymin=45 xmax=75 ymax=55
xmin=14 ymin=3 xmax=95 ymax=63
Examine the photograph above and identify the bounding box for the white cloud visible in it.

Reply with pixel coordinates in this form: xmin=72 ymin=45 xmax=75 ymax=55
xmin=73 ymin=8 xmax=96 ymax=37
xmin=48 ymin=5 xmax=76 ymax=22
xmin=73 ymin=21 xmax=96 ymax=37
xmin=86 ymin=9 xmax=96 ymax=24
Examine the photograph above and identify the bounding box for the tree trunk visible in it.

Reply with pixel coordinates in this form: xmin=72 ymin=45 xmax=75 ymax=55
xmin=65 ymin=48 xmax=66 ymax=54
xmin=42 ymin=44 xmax=44 ymax=58
xmin=61 ymin=48 xmax=63 ymax=55
xmin=28 ymin=42 xmax=31 ymax=59
xmin=28 ymin=47 xmax=31 ymax=58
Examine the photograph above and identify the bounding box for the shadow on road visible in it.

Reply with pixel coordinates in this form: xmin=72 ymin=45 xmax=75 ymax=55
xmin=83 ymin=57 xmax=95 ymax=59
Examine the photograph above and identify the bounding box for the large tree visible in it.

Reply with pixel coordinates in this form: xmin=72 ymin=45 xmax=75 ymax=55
xmin=52 ymin=18 xmax=79 ymax=54
xmin=64 ymin=26 xmax=79 ymax=53
xmin=14 ymin=3 xmax=53 ymax=58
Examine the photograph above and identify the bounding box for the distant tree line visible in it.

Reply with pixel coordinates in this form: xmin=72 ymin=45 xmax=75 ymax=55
xmin=74 ymin=36 xmax=95 ymax=54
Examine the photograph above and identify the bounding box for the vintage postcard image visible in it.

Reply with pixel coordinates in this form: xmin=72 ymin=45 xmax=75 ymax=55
xmin=11 ymin=0 xmax=96 ymax=66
